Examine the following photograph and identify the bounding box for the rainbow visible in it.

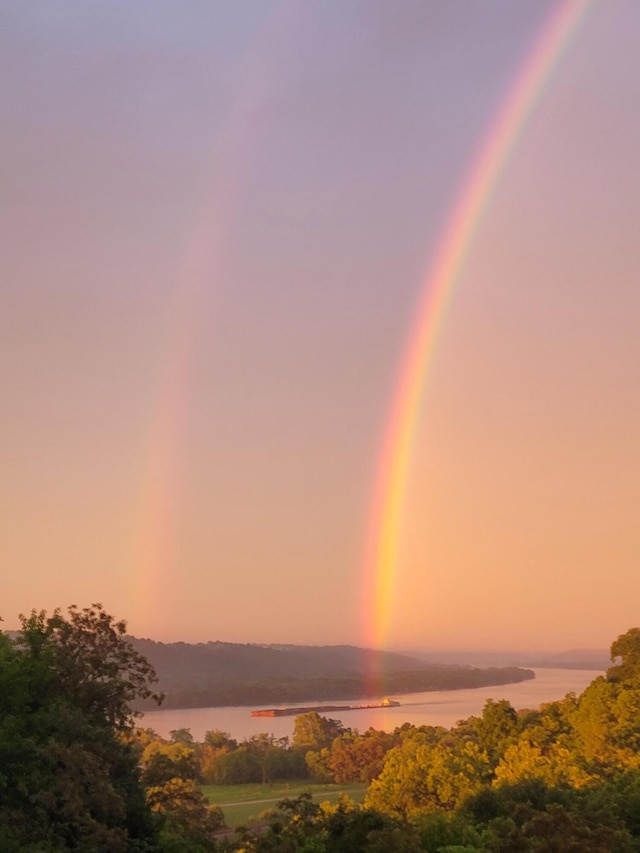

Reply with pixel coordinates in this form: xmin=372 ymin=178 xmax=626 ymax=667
xmin=128 ymin=4 xmax=300 ymax=634
xmin=363 ymin=0 xmax=591 ymax=653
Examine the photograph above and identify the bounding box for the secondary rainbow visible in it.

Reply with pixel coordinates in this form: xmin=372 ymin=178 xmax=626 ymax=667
xmin=127 ymin=6 xmax=299 ymax=634
xmin=363 ymin=0 xmax=592 ymax=652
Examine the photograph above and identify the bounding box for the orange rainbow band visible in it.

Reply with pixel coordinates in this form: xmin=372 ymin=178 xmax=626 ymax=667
xmin=364 ymin=0 xmax=592 ymax=653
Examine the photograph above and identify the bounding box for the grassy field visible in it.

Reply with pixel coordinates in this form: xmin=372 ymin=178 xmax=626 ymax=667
xmin=201 ymin=780 xmax=368 ymax=829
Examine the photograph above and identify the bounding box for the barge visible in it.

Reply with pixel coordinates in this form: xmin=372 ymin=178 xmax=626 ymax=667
xmin=251 ymin=698 xmax=399 ymax=717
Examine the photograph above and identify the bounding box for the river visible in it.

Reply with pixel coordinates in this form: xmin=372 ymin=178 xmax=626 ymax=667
xmin=141 ymin=668 xmax=601 ymax=741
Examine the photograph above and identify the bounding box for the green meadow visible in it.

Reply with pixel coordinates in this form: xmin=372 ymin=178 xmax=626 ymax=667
xmin=202 ymin=781 xmax=367 ymax=829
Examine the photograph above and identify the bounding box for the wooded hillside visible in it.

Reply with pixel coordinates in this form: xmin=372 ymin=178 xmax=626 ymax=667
xmin=129 ymin=637 xmax=534 ymax=709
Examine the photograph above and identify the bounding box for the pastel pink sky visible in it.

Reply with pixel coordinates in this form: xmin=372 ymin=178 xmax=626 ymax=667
xmin=2 ymin=1 xmax=638 ymax=652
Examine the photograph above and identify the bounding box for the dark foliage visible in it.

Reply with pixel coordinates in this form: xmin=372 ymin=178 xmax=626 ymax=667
xmin=0 ymin=604 xmax=162 ymax=851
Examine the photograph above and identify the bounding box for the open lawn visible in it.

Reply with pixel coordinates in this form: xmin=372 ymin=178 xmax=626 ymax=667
xmin=201 ymin=780 xmax=368 ymax=829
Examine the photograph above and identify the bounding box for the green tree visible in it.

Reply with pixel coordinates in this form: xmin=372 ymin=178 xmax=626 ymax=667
xmin=200 ymin=730 xmax=241 ymax=784
xmin=247 ymin=733 xmax=282 ymax=785
xmin=204 ymin=728 xmax=238 ymax=749
xmin=17 ymin=603 xmax=162 ymax=728
xmin=147 ymin=777 xmax=224 ymax=851
xmin=0 ymin=603 xmax=162 ymax=851
xmin=463 ymin=780 xmax=633 ymax=852
xmin=170 ymin=727 xmax=195 ymax=745
xmin=321 ymin=796 xmax=421 ymax=853
xmin=141 ymin=739 xmax=201 ymax=786
xmin=306 ymin=746 xmax=334 ymax=782
xmin=494 ymin=740 xmax=592 ymax=789
xmin=609 ymin=628 xmax=640 ymax=686
xmin=473 ymin=699 xmax=520 ymax=766
xmin=212 ymin=743 xmax=263 ymax=784
xmin=325 ymin=728 xmax=396 ymax=783
xmin=292 ymin=712 xmax=346 ymax=751
xmin=238 ymin=793 xmax=420 ymax=853
xmin=366 ymin=731 xmax=491 ymax=819
xmin=238 ymin=792 xmax=327 ymax=852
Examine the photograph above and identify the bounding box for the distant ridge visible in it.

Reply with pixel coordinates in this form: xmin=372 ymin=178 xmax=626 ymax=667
xmin=130 ymin=638 xmax=434 ymax=687
xmin=128 ymin=637 xmax=534 ymax=710
xmin=541 ymin=648 xmax=610 ymax=669
xmin=406 ymin=648 xmax=608 ymax=670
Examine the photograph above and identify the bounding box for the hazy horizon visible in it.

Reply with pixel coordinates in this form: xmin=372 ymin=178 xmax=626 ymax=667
xmin=0 ymin=615 xmax=619 ymax=661
xmin=3 ymin=1 xmax=639 ymax=653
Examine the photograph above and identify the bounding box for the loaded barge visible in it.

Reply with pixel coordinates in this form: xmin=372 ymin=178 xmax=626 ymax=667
xmin=251 ymin=698 xmax=399 ymax=717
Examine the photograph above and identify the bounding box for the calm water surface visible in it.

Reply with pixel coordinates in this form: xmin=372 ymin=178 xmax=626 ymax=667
xmin=142 ymin=668 xmax=601 ymax=742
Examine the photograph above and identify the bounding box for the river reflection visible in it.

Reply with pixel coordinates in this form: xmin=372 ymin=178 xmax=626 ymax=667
xmin=142 ymin=668 xmax=601 ymax=742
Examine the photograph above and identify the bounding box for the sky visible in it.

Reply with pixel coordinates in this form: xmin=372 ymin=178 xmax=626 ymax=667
xmin=2 ymin=0 xmax=639 ymax=653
